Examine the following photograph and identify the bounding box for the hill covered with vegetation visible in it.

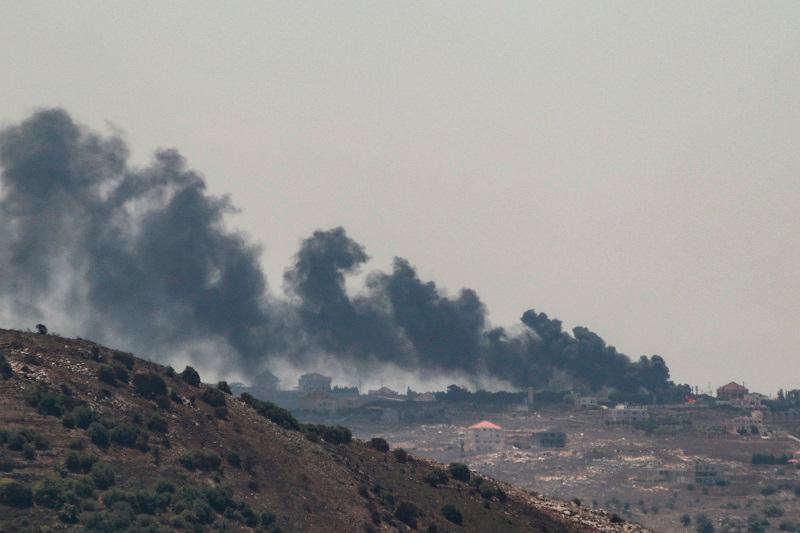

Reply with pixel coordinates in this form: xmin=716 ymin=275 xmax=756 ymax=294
xmin=0 ymin=328 xmax=645 ymax=532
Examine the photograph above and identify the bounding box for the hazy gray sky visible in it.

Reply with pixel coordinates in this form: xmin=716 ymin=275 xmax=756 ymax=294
xmin=1 ymin=1 xmax=798 ymax=393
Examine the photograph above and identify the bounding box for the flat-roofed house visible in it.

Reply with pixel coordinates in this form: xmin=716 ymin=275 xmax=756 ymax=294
xmin=464 ymin=421 xmax=505 ymax=452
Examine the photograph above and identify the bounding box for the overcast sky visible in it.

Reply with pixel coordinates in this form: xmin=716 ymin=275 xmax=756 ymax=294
xmin=1 ymin=1 xmax=798 ymax=393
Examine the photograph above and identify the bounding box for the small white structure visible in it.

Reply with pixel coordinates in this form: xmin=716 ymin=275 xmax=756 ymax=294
xmin=609 ymin=405 xmax=650 ymax=424
xmin=464 ymin=420 xmax=505 ymax=452
xmin=574 ymin=396 xmax=599 ymax=409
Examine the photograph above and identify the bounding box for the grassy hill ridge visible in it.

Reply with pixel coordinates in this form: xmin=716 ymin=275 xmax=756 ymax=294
xmin=0 ymin=328 xmax=645 ymax=532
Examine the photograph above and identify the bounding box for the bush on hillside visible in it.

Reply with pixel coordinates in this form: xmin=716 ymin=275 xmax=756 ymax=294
xmin=369 ymin=437 xmax=390 ymax=452
xmin=393 ymin=448 xmax=408 ymax=463
xmin=0 ymin=353 xmax=12 ymax=379
xmin=0 ymin=479 xmax=33 ymax=508
xmin=226 ymin=451 xmax=241 ymax=468
xmin=97 ymin=365 xmax=118 ymax=386
xmin=424 ymin=468 xmax=449 ymax=487
xmin=217 ymin=381 xmax=232 ymax=394
xmin=87 ymin=422 xmax=110 ymax=447
xmin=200 ymin=386 xmax=226 ymax=407
xmin=65 ymin=450 xmax=97 ymax=473
xmin=180 ymin=449 xmax=222 ymax=472
xmin=112 ymin=351 xmax=135 ymax=370
xmin=240 ymin=393 xmax=300 ymax=430
xmin=319 ymin=425 xmax=352 ymax=445
xmin=90 ymin=462 xmax=116 ymax=489
xmin=394 ymin=501 xmax=421 ymax=528
xmin=72 ymin=406 xmax=97 ymax=429
xmin=26 ymin=386 xmax=75 ymax=417
xmin=133 ymin=372 xmax=167 ymax=399
xmin=180 ymin=366 xmax=201 ymax=387
xmin=146 ymin=414 xmax=168 ymax=433
xmin=32 ymin=476 xmax=71 ymax=509
xmin=448 ymin=462 xmax=470 ymax=482
xmin=441 ymin=504 xmax=463 ymax=525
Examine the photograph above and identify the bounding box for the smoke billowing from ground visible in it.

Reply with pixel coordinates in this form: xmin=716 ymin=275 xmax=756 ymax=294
xmin=0 ymin=109 xmax=674 ymax=393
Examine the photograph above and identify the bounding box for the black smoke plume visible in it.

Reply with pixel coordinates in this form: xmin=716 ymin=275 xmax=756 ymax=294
xmin=0 ymin=109 xmax=676 ymax=393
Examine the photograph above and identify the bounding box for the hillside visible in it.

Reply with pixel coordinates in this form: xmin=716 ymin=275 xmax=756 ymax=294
xmin=0 ymin=329 xmax=645 ymax=532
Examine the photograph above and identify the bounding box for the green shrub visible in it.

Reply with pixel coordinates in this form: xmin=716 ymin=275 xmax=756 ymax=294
xmin=765 ymin=505 xmax=785 ymax=518
xmin=97 ymin=365 xmax=118 ymax=386
xmin=180 ymin=449 xmax=222 ymax=472
xmin=369 ymin=437 xmax=390 ymax=452
xmin=146 ymin=414 xmax=168 ymax=433
xmin=62 ymin=413 xmax=76 ymax=428
xmin=156 ymin=480 xmax=175 ymax=494
xmin=200 ymin=386 xmax=226 ymax=407
xmin=6 ymin=428 xmax=48 ymax=451
xmin=26 ymin=386 xmax=74 ymax=416
xmin=217 ymin=381 xmax=232 ymax=394
xmin=241 ymin=393 xmax=301 ymax=430
xmin=112 ymin=351 xmax=135 ymax=370
xmin=192 ymin=500 xmax=215 ymax=524
xmin=32 ymin=476 xmax=69 ymax=508
xmin=204 ymin=486 xmax=233 ymax=513
xmin=87 ymin=422 xmax=110 ymax=447
xmin=0 ymin=478 xmax=33 ymax=508
xmin=393 ymin=448 xmax=408 ymax=463
xmin=73 ymin=406 xmax=97 ymax=429
xmin=0 ymin=353 xmax=12 ymax=379
xmin=318 ymin=425 xmax=352 ymax=445
xmin=394 ymin=501 xmax=420 ymax=528
xmin=448 ymin=462 xmax=470 ymax=482
xmin=59 ymin=503 xmax=80 ymax=523
xmin=180 ymin=366 xmax=201 ymax=386
xmin=112 ymin=364 xmax=129 ymax=384
xmin=73 ymin=476 xmax=96 ymax=499
xmin=261 ymin=512 xmax=276 ymax=527
xmin=90 ymin=462 xmax=116 ymax=489
xmin=226 ymin=450 xmax=241 ymax=468
xmin=239 ymin=503 xmax=259 ymax=527
xmin=133 ymin=372 xmax=167 ymax=398
xmin=109 ymin=423 xmax=141 ymax=448
xmin=441 ymin=504 xmax=463 ymax=525
xmin=424 ymin=468 xmax=449 ymax=487
xmin=21 ymin=442 xmax=36 ymax=460
xmin=65 ymin=450 xmax=97 ymax=473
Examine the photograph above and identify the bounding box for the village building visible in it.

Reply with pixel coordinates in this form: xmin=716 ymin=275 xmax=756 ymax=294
xmin=733 ymin=410 xmax=766 ymax=435
xmin=533 ymin=431 xmax=566 ymax=448
xmin=298 ymin=373 xmax=332 ymax=394
xmin=786 ymin=389 xmax=800 ymax=403
xmin=731 ymin=393 xmax=764 ymax=410
xmin=638 ymin=465 xmax=692 ymax=484
xmin=367 ymin=386 xmax=401 ymax=399
xmin=414 ymin=392 xmax=436 ymax=402
xmin=464 ymin=421 xmax=505 ymax=452
xmin=694 ymin=461 xmax=724 ymax=485
xmin=608 ymin=405 xmax=650 ymax=424
xmin=716 ymin=381 xmax=748 ymax=400
xmin=574 ymin=395 xmax=600 ymax=409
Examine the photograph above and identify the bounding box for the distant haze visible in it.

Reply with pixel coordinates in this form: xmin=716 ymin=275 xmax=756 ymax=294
xmin=1 ymin=2 xmax=798 ymax=393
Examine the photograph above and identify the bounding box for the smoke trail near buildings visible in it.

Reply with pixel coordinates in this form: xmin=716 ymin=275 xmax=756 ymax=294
xmin=0 ymin=109 xmax=675 ymax=393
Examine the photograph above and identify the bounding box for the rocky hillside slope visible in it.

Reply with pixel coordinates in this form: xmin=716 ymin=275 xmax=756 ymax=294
xmin=0 ymin=329 xmax=647 ymax=532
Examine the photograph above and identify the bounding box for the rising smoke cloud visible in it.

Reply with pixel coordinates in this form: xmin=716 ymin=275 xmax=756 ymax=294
xmin=0 ymin=109 xmax=674 ymax=393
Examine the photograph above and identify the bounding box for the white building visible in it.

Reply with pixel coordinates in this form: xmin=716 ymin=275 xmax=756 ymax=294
xmin=464 ymin=421 xmax=505 ymax=452
xmin=609 ymin=405 xmax=650 ymax=424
